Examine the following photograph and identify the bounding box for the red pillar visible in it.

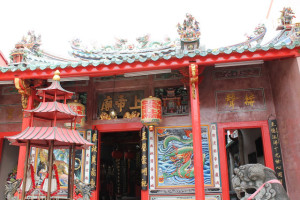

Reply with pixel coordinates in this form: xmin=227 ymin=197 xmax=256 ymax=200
xmin=16 ymin=90 xmax=34 ymax=179
xmin=189 ymin=63 xmax=205 ymax=200
xmin=141 ymin=189 xmax=149 ymax=200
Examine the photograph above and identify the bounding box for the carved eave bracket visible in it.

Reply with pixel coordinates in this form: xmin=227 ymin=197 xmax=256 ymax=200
xmin=14 ymin=78 xmax=44 ymax=109
xmin=180 ymin=64 xmax=204 ymax=99
xmin=189 ymin=64 xmax=199 ymax=99
xmin=14 ymin=78 xmax=31 ymax=109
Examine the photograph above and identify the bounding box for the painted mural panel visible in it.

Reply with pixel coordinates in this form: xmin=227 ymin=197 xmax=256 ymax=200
xmin=34 ymin=148 xmax=85 ymax=189
xmin=155 ymin=126 xmax=213 ymax=188
xmin=33 ymin=131 xmax=86 ymax=189
xmin=215 ymin=88 xmax=266 ymax=113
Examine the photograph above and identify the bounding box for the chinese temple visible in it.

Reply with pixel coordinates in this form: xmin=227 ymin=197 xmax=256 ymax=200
xmin=0 ymin=8 xmax=299 ymax=200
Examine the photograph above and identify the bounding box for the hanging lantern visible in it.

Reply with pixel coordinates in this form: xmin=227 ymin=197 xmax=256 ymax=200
xmin=112 ymin=150 xmax=124 ymax=159
xmin=67 ymin=100 xmax=85 ymax=128
xmin=124 ymin=151 xmax=135 ymax=160
xmin=141 ymin=96 xmax=162 ymax=126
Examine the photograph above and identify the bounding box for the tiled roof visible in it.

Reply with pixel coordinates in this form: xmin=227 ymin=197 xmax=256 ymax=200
xmin=0 ymin=41 xmax=298 ymax=73
xmin=1 ymin=11 xmax=299 ymax=74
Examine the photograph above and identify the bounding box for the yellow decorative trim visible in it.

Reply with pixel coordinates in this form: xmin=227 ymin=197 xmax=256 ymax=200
xmin=190 ymin=64 xmax=198 ymax=99
xmin=14 ymin=78 xmax=31 ymax=109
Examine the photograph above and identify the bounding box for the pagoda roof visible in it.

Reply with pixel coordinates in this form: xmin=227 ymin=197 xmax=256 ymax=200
xmin=6 ymin=127 xmax=93 ymax=149
xmin=25 ymin=101 xmax=84 ymax=121
xmin=36 ymin=80 xmax=74 ymax=100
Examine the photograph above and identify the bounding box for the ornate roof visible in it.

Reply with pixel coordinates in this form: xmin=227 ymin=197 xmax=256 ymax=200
xmin=7 ymin=127 xmax=92 ymax=149
xmin=0 ymin=11 xmax=299 ymax=74
xmin=36 ymin=80 xmax=74 ymax=100
xmin=25 ymin=101 xmax=84 ymax=121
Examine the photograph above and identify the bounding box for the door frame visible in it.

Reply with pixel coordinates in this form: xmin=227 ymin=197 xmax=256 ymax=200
xmin=93 ymin=122 xmax=147 ymax=200
xmin=218 ymin=120 xmax=274 ymax=200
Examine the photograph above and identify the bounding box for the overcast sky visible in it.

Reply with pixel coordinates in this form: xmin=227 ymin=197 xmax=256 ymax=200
xmin=0 ymin=0 xmax=299 ymax=60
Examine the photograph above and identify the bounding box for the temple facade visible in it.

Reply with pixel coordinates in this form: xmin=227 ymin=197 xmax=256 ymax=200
xmin=0 ymin=9 xmax=299 ymax=200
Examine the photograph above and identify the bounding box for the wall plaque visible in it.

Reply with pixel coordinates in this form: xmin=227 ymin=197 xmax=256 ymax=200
xmin=216 ymin=88 xmax=266 ymax=113
xmin=214 ymin=67 xmax=261 ymax=80
xmin=97 ymin=90 xmax=144 ymax=119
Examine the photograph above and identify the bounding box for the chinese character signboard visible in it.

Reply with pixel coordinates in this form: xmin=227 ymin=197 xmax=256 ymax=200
xmin=141 ymin=126 xmax=148 ymax=190
xmin=268 ymin=120 xmax=286 ymax=189
xmin=89 ymin=130 xmax=98 ymax=190
xmin=97 ymin=90 xmax=144 ymax=119
xmin=216 ymin=88 xmax=266 ymax=113
xmin=214 ymin=67 xmax=261 ymax=80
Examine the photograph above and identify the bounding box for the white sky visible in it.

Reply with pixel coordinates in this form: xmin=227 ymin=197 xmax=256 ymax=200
xmin=0 ymin=0 xmax=299 ymax=59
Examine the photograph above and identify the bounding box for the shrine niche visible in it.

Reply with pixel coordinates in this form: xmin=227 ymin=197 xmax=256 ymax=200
xmin=155 ymin=87 xmax=189 ymax=116
xmin=97 ymin=90 xmax=144 ymax=120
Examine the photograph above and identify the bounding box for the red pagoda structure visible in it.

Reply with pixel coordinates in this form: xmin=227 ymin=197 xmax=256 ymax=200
xmin=7 ymin=70 xmax=93 ymax=200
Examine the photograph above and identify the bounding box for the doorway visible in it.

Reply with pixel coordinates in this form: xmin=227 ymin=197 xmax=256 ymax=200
xmin=226 ymin=128 xmax=265 ymax=199
xmin=99 ymin=131 xmax=141 ymax=200
xmin=218 ymin=121 xmax=274 ymax=200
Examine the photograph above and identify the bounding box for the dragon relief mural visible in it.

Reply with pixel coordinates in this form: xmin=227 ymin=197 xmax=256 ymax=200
xmin=155 ymin=126 xmax=212 ymax=188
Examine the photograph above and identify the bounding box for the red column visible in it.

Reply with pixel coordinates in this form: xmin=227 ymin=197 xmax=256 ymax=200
xmin=141 ymin=189 xmax=149 ymax=200
xmin=189 ymin=63 xmax=205 ymax=200
xmin=16 ymin=90 xmax=34 ymax=179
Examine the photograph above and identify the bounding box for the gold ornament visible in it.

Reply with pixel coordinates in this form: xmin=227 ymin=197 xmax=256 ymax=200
xmin=100 ymin=112 xmax=111 ymax=120
xmin=53 ymin=70 xmax=61 ymax=81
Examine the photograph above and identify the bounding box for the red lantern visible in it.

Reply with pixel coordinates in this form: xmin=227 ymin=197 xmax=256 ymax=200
xmin=141 ymin=96 xmax=162 ymax=126
xmin=124 ymin=152 xmax=135 ymax=159
xmin=67 ymin=100 xmax=85 ymax=128
xmin=112 ymin=151 xmax=123 ymax=159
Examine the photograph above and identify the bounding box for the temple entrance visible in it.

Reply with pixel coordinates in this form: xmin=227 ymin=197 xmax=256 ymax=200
xmin=0 ymin=139 xmax=19 ymax=196
xmin=218 ymin=121 xmax=274 ymax=200
xmin=225 ymin=128 xmax=265 ymax=200
xmin=99 ymin=131 xmax=141 ymax=200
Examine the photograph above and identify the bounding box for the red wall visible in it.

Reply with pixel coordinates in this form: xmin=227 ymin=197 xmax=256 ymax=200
xmin=199 ymin=65 xmax=275 ymax=123
xmin=0 ymin=85 xmax=22 ymax=133
xmin=267 ymin=57 xmax=300 ymax=199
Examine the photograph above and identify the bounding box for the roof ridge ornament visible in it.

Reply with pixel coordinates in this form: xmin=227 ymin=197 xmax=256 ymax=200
xmin=177 ymin=13 xmax=200 ymax=42
xmin=53 ymin=70 xmax=61 ymax=81
xmin=177 ymin=13 xmax=201 ymax=51
xmin=280 ymin=7 xmax=295 ymax=26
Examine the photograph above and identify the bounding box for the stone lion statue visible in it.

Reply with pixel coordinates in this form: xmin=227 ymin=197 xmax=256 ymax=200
xmin=5 ymin=178 xmax=22 ymax=200
xmin=232 ymin=164 xmax=289 ymax=200
xmin=75 ymin=179 xmax=92 ymax=200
